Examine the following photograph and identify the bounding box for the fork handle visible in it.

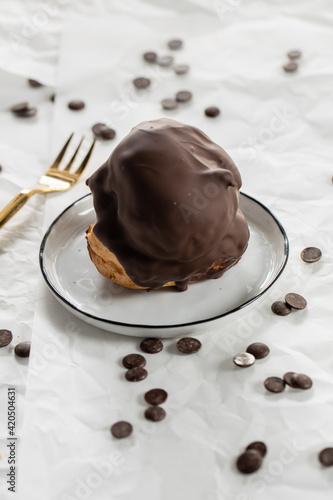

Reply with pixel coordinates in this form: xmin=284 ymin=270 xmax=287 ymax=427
xmin=0 ymin=190 xmax=36 ymax=229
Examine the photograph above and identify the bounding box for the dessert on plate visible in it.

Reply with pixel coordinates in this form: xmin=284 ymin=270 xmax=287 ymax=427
xmin=86 ymin=118 xmax=249 ymax=291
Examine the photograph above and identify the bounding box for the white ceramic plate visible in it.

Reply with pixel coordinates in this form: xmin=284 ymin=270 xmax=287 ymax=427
xmin=40 ymin=193 xmax=288 ymax=338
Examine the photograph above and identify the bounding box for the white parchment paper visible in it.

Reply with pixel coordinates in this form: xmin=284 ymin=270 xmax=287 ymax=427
xmin=1 ymin=1 xmax=333 ymax=499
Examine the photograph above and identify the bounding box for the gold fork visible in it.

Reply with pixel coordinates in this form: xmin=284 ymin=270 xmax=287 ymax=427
xmin=0 ymin=134 xmax=96 ymax=229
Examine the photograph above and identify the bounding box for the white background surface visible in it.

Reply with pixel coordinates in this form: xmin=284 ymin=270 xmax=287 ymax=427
xmin=0 ymin=1 xmax=333 ymax=499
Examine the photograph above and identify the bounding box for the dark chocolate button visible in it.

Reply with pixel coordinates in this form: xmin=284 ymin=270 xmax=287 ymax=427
xmin=287 ymin=50 xmax=302 ymax=60
xmin=122 ymin=353 xmax=146 ymax=369
xmin=264 ymin=376 xmax=285 ymax=393
xmin=68 ymin=100 xmax=85 ymax=110
xmin=283 ymin=61 xmax=298 ymax=73
xmin=0 ymin=329 xmax=13 ymax=348
xmin=205 ymin=106 xmax=220 ymax=118
xmin=50 ymin=93 xmax=56 ymax=103
xmin=92 ymin=123 xmax=116 ymax=140
xmin=110 ymin=421 xmax=133 ymax=438
xmin=144 ymin=406 xmax=166 ymax=422
xmin=161 ymin=98 xmax=178 ymax=110
xmin=144 ymin=388 xmax=168 ymax=406
xmin=174 ymin=64 xmax=189 ymax=75
xmin=0 ymin=164 xmax=2 ymax=173
xmin=177 ymin=337 xmax=201 ymax=354
xmin=28 ymin=78 xmax=43 ymax=87
xmin=319 ymin=448 xmax=333 ymax=467
xmin=236 ymin=450 xmax=263 ymax=474
xmin=300 ymin=247 xmax=322 ymax=263
xmin=283 ymin=372 xmax=297 ymax=387
xmin=14 ymin=341 xmax=31 ymax=358
xmin=140 ymin=338 xmax=163 ymax=354
xmin=246 ymin=342 xmax=270 ymax=360
xmin=157 ymin=55 xmax=174 ymax=67
xmin=10 ymin=102 xmax=29 ymax=113
xmin=271 ymin=301 xmax=292 ymax=316
xmin=133 ymin=77 xmax=151 ymax=89
xmin=290 ymin=373 xmax=313 ymax=390
xmin=168 ymin=39 xmax=183 ymax=50
xmin=285 ymin=293 xmax=307 ymax=310
xmin=125 ymin=367 xmax=148 ymax=382
xmin=246 ymin=441 xmax=267 ymax=458
xmin=15 ymin=107 xmax=37 ymax=118
xmin=175 ymin=90 xmax=192 ymax=103
xmin=101 ymin=127 xmax=116 ymax=140
xmin=92 ymin=123 xmax=107 ymax=137
xmin=143 ymin=51 xmax=157 ymax=63
xmin=233 ymin=352 xmax=255 ymax=367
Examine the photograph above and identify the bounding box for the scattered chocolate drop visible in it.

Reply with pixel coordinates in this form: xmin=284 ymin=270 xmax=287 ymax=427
xmin=283 ymin=61 xmax=298 ymax=73
xmin=140 ymin=338 xmax=163 ymax=354
xmin=174 ymin=64 xmax=189 ymax=75
xmin=15 ymin=107 xmax=37 ymax=118
xmin=246 ymin=441 xmax=267 ymax=458
xmin=92 ymin=123 xmax=115 ymax=140
xmin=168 ymin=39 xmax=183 ymax=50
xmin=319 ymin=448 xmax=333 ymax=467
xmin=122 ymin=353 xmax=146 ymax=369
xmin=68 ymin=100 xmax=85 ymax=110
xmin=50 ymin=93 xmax=56 ymax=103
xmin=205 ymin=106 xmax=220 ymax=118
xmin=133 ymin=77 xmax=151 ymax=89
xmin=143 ymin=51 xmax=157 ymax=63
xmin=158 ymin=55 xmax=174 ymax=67
xmin=271 ymin=301 xmax=292 ymax=316
xmin=0 ymin=329 xmax=13 ymax=348
xmin=175 ymin=90 xmax=192 ymax=103
xmin=125 ymin=367 xmax=148 ymax=382
xmin=287 ymin=50 xmax=302 ymax=60
xmin=285 ymin=293 xmax=307 ymax=310
xmin=236 ymin=450 xmax=263 ymax=474
xmin=177 ymin=337 xmax=201 ymax=354
xmin=300 ymin=247 xmax=322 ymax=263
xmin=283 ymin=372 xmax=297 ymax=387
xmin=144 ymin=406 xmax=166 ymax=422
xmin=144 ymin=388 xmax=168 ymax=406
xmin=161 ymin=98 xmax=178 ymax=110
xmin=246 ymin=342 xmax=270 ymax=360
xmin=264 ymin=376 xmax=285 ymax=393
xmin=28 ymin=78 xmax=43 ymax=88
xmin=111 ymin=421 xmax=133 ymax=439
xmin=290 ymin=373 xmax=313 ymax=390
xmin=233 ymin=352 xmax=255 ymax=367
xmin=10 ymin=102 xmax=29 ymax=113
xmin=14 ymin=341 xmax=31 ymax=358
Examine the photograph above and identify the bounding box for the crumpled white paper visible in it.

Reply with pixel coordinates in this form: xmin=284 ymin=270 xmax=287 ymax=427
xmin=1 ymin=0 xmax=333 ymax=499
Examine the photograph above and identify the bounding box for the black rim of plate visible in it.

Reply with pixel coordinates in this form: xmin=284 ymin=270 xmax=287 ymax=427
xmin=39 ymin=193 xmax=289 ymax=330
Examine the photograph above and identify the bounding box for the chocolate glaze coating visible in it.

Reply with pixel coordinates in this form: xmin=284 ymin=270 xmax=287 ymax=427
xmin=86 ymin=119 xmax=249 ymax=290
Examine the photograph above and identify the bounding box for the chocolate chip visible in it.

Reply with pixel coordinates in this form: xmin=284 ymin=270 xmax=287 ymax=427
xmin=205 ymin=106 xmax=220 ymax=118
xmin=92 ymin=123 xmax=116 ymax=140
xmin=283 ymin=61 xmax=298 ymax=73
xmin=110 ymin=421 xmax=133 ymax=439
xmin=143 ymin=51 xmax=157 ymax=63
xmin=15 ymin=107 xmax=37 ymax=118
xmin=264 ymin=376 xmax=285 ymax=393
xmin=0 ymin=165 xmax=2 ymax=173
xmin=122 ymin=353 xmax=146 ymax=369
xmin=246 ymin=442 xmax=267 ymax=458
xmin=140 ymin=338 xmax=163 ymax=354
xmin=10 ymin=102 xmax=29 ymax=113
xmin=0 ymin=329 xmax=13 ymax=348
xmin=246 ymin=342 xmax=270 ymax=360
xmin=158 ymin=55 xmax=174 ymax=67
xmin=144 ymin=388 xmax=168 ymax=406
xmin=144 ymin=406 xmax=166 ymax=422
xmin=68 ymin=100 xmax=85 ymax=110
xmin=161 ymin=98 xmax=178 ymax=110
xmin=174 ymin=64 xmax=189 ymax=75
xmin=271 ymin=301 xmax=292 ymax=316
xmin=177 ymin=337 xmax=201 ymax=354
xmin=290 ymin=373 xmax=313 ymax=390
xmin=287 ymin=50 xmax=302 ymax=60
xmin=233 ymin=352 xmax=255 ymax=367
xmin=14 ymin=341 xmax=31 ymax=358
xmin=133 ymin=77 xmax=151 ymax=89
xmin=168 ymin=39 xmax=183 ymax=50
xmin=285 ymin=293 xmax=307 ymax=310
xmin=50 ymin=93 xmax=56 ymax=103
xmin=175 ymin=90 xmax=192 ymax=103
xmin=236 ymin=450 xmax=263 ymax=474
xmin=125 ymin=367 xmax=148 ymax=382
xmin=283 ymin=372 xmax=297 ymax=387
xmin=319 ymin=448 xmax=333 ymax=467
xmin=28 ymin=78 xmax=43 ymax=87
xmin=300 ymin=247 xmax=322 ymax=263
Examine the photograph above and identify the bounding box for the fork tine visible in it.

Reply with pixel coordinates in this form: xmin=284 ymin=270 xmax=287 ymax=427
xmin=49 ymin=133 xmax=74 ymax=169
xmin=74 ymin=138 xmax=97 ymax=177
xmin=62 ymin=137 xmax=84 ymax=171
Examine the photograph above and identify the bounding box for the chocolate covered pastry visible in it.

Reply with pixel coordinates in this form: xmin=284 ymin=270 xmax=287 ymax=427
xmin=86 ymin=118 xmax=249 ymax=291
